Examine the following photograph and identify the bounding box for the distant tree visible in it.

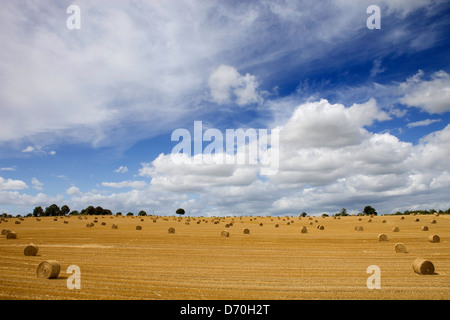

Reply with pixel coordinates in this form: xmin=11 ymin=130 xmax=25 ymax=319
xmin=61 ymin=205 xmax=70 ymax=216
xmin=85 ymin=206 xmax=96 ymax=215
xmin=322 ymin=213 xmax=329 ymax=217
xmin=300 ymin=212 xmax=307 ymax=217
xmin=176 ymin=208 xmax=185 ymax=217
xmin=363 ymin=206 xmax=377 ymax=216
xmin=103 ymin=209 xmax=113 ymax=215
xmin=26 ymin=213 xmax=33 ymax=217
xmin=126 ymin=212 xmax=134 ymax=216
xmin=116 ymin=212 xmax=123 ymax=216
xmin=138 ymin=210 xmax=147 ymax=216
xmin=69 ymin=210 xmax=80 ymax=215
xmin=95 ymin=206 xmax=104 ymax=216
xmin=33 ymin=206 xmax=44 ymax=217
xmin=45 ymin=204 xmax=61 ymax=216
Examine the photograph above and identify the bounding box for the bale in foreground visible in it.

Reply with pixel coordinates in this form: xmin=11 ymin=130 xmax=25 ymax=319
xmin=413 ymin=258 xmax=435 ymax=275
xmin=168 ymin=227 xmax=175 ymax=234
xmin=428 ymin=235 xmax=440 ymax=243
xmin=36 ymin=260 xmax=61 ymax=279
xmin=24 ymin=244 xmax=39 ymax=256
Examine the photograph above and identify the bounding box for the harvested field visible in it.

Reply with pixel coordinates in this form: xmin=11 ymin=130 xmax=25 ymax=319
xmin=0 ymin=214 xmax=449 ymax=300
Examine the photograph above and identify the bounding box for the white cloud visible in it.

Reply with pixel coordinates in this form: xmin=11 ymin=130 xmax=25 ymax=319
xmin=400 ymin=70 xmax=450 ymax=114
xmin=0 ymin=177 xmax=28 ymax=190
xmin=101 ymin=180 xmax=147 ymax=189
xmin=114 ymin=166 xmax=128 ymax=174
xmin=208 ymin=65 xmax=262 ymax=106
xmin=407 ymin=119 xmax=442 ymax=128
xmin=31 ymin=177 xmax=43 ymax=190
xmin=0 ymin=167 xmax=16 ymax=171
xmin=66 ymin=186 xmax=82 ymax=196
xmin=22 ymin=146 xmax=35 ymax=153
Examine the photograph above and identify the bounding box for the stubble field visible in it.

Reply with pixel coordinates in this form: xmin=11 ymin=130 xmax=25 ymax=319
xmin=0 ymin=214 xmax=449 ymax=300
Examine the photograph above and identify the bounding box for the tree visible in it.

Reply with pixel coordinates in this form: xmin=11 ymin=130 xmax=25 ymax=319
xmin=138 ymin=210 xmax=147 ymax=216
xmin=95 ymin=206 xmax=104 ymax=216
xmin=126 ymin=212 xmax=134 ymax=216
xmin=176 ymin=208 xmax=185 ymax=217
xmin=336 ymin=208 xmax=348 ymax=216
xmin=363 ymin=206 xmax=377 ymax=216
xmin=116 ymin=212 xmax=123 ymax=216
xmin=300 ymin=212 xmax=307 ymax=217
xmin=70 ymin=210 xmax=80 ymax=215
xmin=61 ymin=205 xmax=70 ymax=216
xmin=45 ymin=204 xmax=61 ymax=216
xmin=33 ymin=206 xmax=44 ymax=217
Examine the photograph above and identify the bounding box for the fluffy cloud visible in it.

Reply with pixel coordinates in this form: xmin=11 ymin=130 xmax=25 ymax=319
xmin=208 ymin=65 xmax=262 ymax=106
xmin=0 ymin=177 xmax=28 ymax=190
xmin=400 ymin=70 xmax=450 ymax=114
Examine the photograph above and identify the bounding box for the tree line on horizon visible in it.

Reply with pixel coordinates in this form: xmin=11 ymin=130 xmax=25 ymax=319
xmin=1 ymin=204 xmax=449 ymax=218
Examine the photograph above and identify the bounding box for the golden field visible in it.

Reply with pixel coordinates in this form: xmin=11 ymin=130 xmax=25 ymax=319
xmin=0 ymin=214 xmax=449 ymax=300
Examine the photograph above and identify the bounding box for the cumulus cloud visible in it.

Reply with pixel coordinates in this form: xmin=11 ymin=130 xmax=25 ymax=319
xmin=208 ymin=65 xmax=262 ymax=106
xmin=400 ymin=70 xmax=450 ymax=114
xmin=0 ymin=177 xmax=28 ymax=190
xmin=66 ymin=186 xmax=82 ymax=196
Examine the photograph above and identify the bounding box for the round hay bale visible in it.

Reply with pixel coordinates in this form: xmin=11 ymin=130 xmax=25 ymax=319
xmin=221 ymin=230 xmax=230 ymax=237
xmin=400 ymin=216 xmax=405 ymax=220
xmin=430 ymin=219 xmax=437 ymax=224
xmin=15 ymin=221 xmax=20 ymax=224
xmin=413 ymin=258 xmax=435 ymax=275
xmin=36 ymin=218 xmax=41 ymax=221
xmin=243 ymin=228 xmax=250 ymax=234
xmin=368 ymin=219 xmax=372 ymax=223
xmin=36 ymin=260 xmax=60 ymax=279
xmin=86 ymin=223 xmax=94 ymax=228
xmin=63 ymin=220 xmax=68 ymax=224
xmin=6 ymin=231 xmax=17 ymax=239
xmin=392 ymin=227 xmax=400 ymax=232
xmin=136 ymin=225 xmax=142 ymax=230
xmin=428 ymin=235 xmax=440 ymax=243
xmin=394 ymin=243 xmax=407 ymax=253
xmin=275 ymin=224 xmax=279 ymax=228
xmin=101 ymin=222 xmax=106 ymax=226
xmin=415 ymin=218 xmax=420 ymax=222
xmin=378 ymin=233 xmax=388 ymax=241
xmin=24 ymin=244 xmax=39 ymax=256
xmin=168 ymin=227 xmax=175 ymax=234
xmin=358 ymin=218 xmax=362 ymax=221
xmin=421 ymin=226 xmax=428 ymax=231
xmin=259 ymin=223 xmax=263 ymax=226
xmin=357 ymin=226 xmax=364 ymax=232
xmin=319 ymin=225 xmax=324 ymax=230
xmin=382 ymin=220 xmax=387 ymax=223
xmin=1 ymin=229 xmax=11 ymax=235
xmin=111 ymin=223 xmax=118 ymax=229
xmin=301 ymin=226 xmax=307 ymax=233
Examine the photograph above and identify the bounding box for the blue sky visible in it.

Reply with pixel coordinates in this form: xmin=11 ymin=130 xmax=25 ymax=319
xmin=1 ymin=0 xmax=450 ymax=216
